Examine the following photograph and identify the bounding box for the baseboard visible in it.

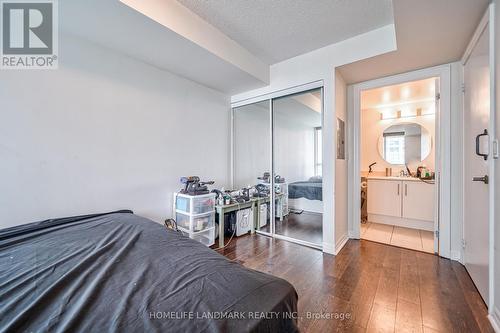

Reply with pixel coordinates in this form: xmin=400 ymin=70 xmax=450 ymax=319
xmin=489 ymin=307 xmax=500 ymax=333
xmin=348 ymin=231 xmax=359 ymax=239
xmin=450 ymin=250 xmax=462 ymax=263
xmin=335 ymin=233 xmax=349 ymax=255
xmin=323 ymin=242 xmax=335 ymax=255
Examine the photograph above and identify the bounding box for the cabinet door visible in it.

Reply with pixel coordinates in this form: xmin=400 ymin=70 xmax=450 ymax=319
xmin=367 ymin=180 xmax=402 ymax=217
xmin=402 ymin=181 xmax=435 ymax=221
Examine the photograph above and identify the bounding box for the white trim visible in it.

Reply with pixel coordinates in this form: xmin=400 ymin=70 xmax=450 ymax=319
xmin=230 ymin=80 xmax=324 ymax=108
xmin=450 ymin=250 xmax=462 ymax=263
xmin=488 ymin=2 xmax=497 ymax=316
xmin=323 ymin=242 xmax=335 ymax=255
xmin=273 ymin=234 xmax=323 ymax=250
xmin=230 ymin=105 xmax=235 ymax=188
xmin=489 ymin=307 xmax=500 ymax=333
xmin=462 ymin=8 xmax=490 ymax=65
xmin=335 ymin=233 xmax=349 ymax=254
xmin=269 ymin=98 xmax=275 ymax=236
xmin=347 ymin=64 xmax=452 ymax=259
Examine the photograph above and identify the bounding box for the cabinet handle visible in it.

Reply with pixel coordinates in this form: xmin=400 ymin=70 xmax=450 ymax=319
xmin=397 ymin=184 xmax=400 ymax=195
xmin=405 ymin=184 xmax=408 ymax=196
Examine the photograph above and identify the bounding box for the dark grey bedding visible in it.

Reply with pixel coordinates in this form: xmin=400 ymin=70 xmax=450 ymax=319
xmin=288 ymin=181 xmax=323 ymax=201
xmin=0 ymin=211 xmax=298 ymax=333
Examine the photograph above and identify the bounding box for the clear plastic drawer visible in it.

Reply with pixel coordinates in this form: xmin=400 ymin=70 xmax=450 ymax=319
xmin=176 ymin=212 xmax=214 ymax=232
xmin=191 ymin=228 xmax=215 ymax=247
xmin=175 ymin=193 xmax=215 ymax=214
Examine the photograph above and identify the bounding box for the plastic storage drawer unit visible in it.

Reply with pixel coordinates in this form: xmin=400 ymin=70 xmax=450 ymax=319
xmin=173 ymin=192 xmax=216 ymax=246
xmin=175 ymin=193 xmax=215 ymax=215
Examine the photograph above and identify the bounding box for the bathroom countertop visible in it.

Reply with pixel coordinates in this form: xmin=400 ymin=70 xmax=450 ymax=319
xmin=366 ymin=176 xmax=435 ymax=183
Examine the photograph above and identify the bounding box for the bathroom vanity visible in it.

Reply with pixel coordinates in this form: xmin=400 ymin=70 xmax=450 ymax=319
xmin=367 ymin=176 xmax=435 ymax=231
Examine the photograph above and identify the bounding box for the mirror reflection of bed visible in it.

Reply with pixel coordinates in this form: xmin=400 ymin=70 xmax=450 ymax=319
xmin=233 ymin=88 xmax=323 ymax=247
xmin=281 ymin=176 xmax=323 ymax=244
xmin=269 ymin=90 xmax=323 ymax=246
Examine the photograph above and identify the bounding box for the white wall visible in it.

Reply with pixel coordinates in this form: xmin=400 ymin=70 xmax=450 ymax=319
xmin=334 ymin=70 xmax=348 ymax=251
xmin=0 ymin=34 xmax=230 ymax=228
xmin=274 ymin=114 xmax=316 ymax=184
xmin=233 ymin=102 xmax=270 ymax=188
xmin=360 ymin=109 xmax=436 ymax=174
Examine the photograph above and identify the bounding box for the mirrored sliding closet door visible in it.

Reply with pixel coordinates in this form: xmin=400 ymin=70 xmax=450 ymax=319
xmin=233 ymin=101 xmax=272 ymax=235
xmin=272 ymin=88 xmax=323 ymax=247
xmin=232 ymin=87 xmax=323 ymax=248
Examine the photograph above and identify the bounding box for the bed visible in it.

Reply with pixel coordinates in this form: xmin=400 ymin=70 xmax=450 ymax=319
xmin=0 ymin=211 xmax=298 ymax=333
xmin=288 ymin=178 xmax=323 ymax=214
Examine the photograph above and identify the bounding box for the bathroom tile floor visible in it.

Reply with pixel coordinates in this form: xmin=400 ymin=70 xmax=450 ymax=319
xmin=360 ymin=222 xmax=434 ymax=253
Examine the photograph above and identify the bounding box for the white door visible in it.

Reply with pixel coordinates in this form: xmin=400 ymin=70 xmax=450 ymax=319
xmin=402 ymin=182 xmax=435 ymax=222
xmin=463 ymin=21 xmax=490 ymax=304
xmin=367 ymin=180 xmax=401 ymax=217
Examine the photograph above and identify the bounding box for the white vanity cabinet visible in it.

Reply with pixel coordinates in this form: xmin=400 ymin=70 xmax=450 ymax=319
xmin=402 ymin=181 xmax=435 ymax=221
xmin=367 ymin=179 xmax=402 ymax=217
xmin=367 ymin=177 xmax=435 ymax=231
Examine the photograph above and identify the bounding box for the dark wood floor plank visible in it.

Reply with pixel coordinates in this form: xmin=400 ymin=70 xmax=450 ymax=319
xmin=366 ymin=303 xmax=396 ymax=333
xmin=450 ymin=262 xmax=494 ymax=333
xmin=219 ymin=235 xmax=493 ymax=333
xmin=373 ymin=266 xmax=399 ymax=311
xmin=398 ymin=249 xmax=421 ymax=305
xmin=395 ymin=298 xmax=423 ymax=333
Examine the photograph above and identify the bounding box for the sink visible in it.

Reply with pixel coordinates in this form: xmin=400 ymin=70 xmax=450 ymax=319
xmin=367 ymin=175 xmax=432 ymax=182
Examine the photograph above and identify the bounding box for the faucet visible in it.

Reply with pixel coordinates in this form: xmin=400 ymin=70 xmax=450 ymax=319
xmin=405 ymin=164 xmax=412 ymax=177
xmin=400 ymin=169 xmax=408 ymax=177
xmin=368 ymin=162 xmax=377 ymax=174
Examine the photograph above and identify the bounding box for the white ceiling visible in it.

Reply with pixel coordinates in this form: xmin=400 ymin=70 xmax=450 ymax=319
xmin=178 ymin=0 xmax=394 ymax=64
xmin=361 ymin=77 xmax=436 ymax=110
xmin=59 ymin=0 xmax=489 ymax=95
xmin=59 ymin=0 xmax=267 ymax=94
xmin=338 ymin=0 xmax=490 ymax=84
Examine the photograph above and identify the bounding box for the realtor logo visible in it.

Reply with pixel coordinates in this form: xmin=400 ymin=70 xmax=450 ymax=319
xmin=1 ymin=0 xmax=58 ymax=69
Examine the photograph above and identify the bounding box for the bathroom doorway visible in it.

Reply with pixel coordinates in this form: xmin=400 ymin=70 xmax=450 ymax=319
xmin=348 ymin=65 xmax=452 ymax=257
xmin=359 ymin=77 xmax=437 ymax=253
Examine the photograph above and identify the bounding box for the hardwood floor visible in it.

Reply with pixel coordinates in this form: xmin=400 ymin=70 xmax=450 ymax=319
xmin=259 ymin=211 xmax=323 ymax=244
xmin=217 ymin=234 xmax=494 ymax=333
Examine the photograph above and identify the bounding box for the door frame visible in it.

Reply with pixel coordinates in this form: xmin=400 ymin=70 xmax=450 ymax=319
xmin=230 ymin=81 xmax=326 ymax=251
xmin=461 ymin=3 xmax=496 ymax=313
xmin=347 ymin=64 xmax=452 ymax=258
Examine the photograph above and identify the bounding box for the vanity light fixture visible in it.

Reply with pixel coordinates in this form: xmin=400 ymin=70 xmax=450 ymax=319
xmin=380 ymin=108 xmax=425 ymax=120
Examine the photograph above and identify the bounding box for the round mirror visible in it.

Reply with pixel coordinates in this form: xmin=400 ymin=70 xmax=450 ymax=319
xmin=377 ymin=123 xmax=431 ymax=165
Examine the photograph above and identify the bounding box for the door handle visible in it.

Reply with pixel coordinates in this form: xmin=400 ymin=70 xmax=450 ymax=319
xmin=397 ymin=184 xmax=400 ymax=195
xmin=405 ymin=184 xmax=408 ymax=196
xmin=475 ymin=129 xmax=489 ymax=160
xmin=472 ymin=175 xmax=489 ymax=184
